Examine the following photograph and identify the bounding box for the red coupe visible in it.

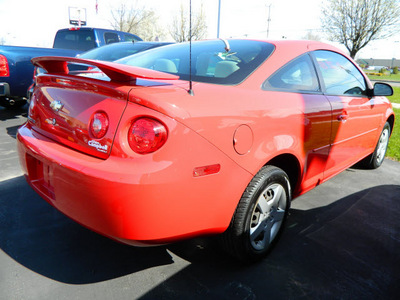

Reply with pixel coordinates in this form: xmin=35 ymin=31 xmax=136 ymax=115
xmin=17 ymin=39 xmax=395 ymax=261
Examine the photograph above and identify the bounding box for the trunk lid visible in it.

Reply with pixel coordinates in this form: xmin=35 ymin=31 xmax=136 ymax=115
xmin=28 ymin=77 xmax=128 ymax=159
xmin=28 ymin=56 xmax=179 ymax=159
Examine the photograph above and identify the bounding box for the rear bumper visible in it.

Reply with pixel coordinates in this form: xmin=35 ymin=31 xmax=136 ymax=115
xmin=17 ymin=123 xmax=251 ymax=246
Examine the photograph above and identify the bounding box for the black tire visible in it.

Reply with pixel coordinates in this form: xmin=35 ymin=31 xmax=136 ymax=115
xmin=0 ymin=97 xmax=27 ymax=110
xmin=360 ymin=122 xmax=391 ymax=169
xmin=221 ymin=165 xmax=291 ymax=262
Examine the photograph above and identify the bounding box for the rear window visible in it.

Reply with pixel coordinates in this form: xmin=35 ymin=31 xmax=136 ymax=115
xmin=117 ymin=39 xmax=275 ymax=85
xmin=104 ymin=32 xmax=119 ymax=44
xmin=54 ymin=30 xmax=96 ymax=51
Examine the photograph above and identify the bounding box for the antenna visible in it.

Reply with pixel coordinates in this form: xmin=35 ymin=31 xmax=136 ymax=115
xmin=188 ymin=0 xmax=194 ymax=96
xmin=220 ymin=38 xmax=230 ymax=52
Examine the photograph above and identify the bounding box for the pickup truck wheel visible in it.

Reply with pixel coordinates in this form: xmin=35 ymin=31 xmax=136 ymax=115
xmin=360 ymin=122 xmax=391 ymax=169
xmin=221 ymin=166 xmax=291 ymax=261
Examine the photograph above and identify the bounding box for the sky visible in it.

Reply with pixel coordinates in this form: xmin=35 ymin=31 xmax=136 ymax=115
xmin=0 ymin=0 xmax=399 ymax=59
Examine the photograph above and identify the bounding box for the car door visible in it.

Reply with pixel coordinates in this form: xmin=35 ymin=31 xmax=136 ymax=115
xmin=263 ymin=53 xmax=332 ymax=192
xmin=312 ymin=50 xmax=383 ymax=179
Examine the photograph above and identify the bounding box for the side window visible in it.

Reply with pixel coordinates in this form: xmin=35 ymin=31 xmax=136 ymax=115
xmin=263 ymin=54 xmax=319 ymax=92
xmin=313 ymin=50 xmax=366 ymax=96
xmin=104 ymin=32 xmax=119 ymax=44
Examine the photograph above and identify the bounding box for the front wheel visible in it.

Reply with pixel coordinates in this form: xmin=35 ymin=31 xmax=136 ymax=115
xmin=221 ymin=166 xmax=291 ymax=261
xmin=360 ymin=122 xmax=391 ymax=169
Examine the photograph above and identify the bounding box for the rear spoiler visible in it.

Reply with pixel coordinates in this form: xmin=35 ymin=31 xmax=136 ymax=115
xmin=31 ymin=56 xmax=179 ymax=82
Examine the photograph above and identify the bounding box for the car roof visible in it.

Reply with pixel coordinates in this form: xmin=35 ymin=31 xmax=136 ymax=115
xmin=266 ymin=39 xmax=344 ymax=54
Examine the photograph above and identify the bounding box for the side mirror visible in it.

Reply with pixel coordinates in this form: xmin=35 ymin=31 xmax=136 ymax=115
xmin=373 ymin=82 xmax=393 ymax=96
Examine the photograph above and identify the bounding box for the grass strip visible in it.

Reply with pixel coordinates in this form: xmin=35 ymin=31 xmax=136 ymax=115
xmin=387 ymin=108 xmax=400 ymax=161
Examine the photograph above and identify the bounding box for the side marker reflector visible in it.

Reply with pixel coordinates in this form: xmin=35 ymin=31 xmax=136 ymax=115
xmin=193 ymin=164 xmax=221 ymax=177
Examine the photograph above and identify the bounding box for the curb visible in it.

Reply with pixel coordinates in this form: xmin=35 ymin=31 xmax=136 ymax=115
xmin=392 ymin=103 xmax=400 ymax=109
xmin=370 ymin=80 xmax=400 ymax=83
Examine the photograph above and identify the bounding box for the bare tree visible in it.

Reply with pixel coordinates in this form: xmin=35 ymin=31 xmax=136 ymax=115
xmin=321 ymin=0 xmax=400 ymax=58
xmin=302 ymin=30 xmax=322 ymax=41
xmin=170 ymin=4 xmax=207 ymax=42
xmin=110 ymin=1 xmax=165 ymax=41
xmin=133 ymin=10 xmax=166 ymax=41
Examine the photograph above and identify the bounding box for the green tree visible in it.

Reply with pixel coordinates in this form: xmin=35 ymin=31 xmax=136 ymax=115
xmin=321 ymin=0 xmax=400 ymax=58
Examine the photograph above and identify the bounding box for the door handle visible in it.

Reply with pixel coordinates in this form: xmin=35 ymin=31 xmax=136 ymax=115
xmin=337 ymin=112 xmax=348 ymax=122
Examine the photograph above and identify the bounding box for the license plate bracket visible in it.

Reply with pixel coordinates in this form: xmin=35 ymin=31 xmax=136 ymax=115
xmin=26 ymin=154 xmax=55 ymax=200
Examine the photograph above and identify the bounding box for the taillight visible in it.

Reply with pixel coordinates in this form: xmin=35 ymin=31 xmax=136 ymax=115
xmin=89 ymin=111 xmax=109 ymax=139
xmin=0 ymin=54 xmax=10 ymax=77
xmin=128 ymin=117 xmax=168 ymax=154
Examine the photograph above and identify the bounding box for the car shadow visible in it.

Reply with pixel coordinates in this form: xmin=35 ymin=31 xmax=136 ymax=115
xmin=6 ymin=124 xmax=20 ymax=139
xmin=0 ymin=104 xmax=28 ymax=122
xmin=1 ymin=176 xmax=400 ymax=298
xmin=1 ymin=105 xmax=27 ymax=140
xmin=145 ymin=184 xmax=400 ymax=299
xmin=0 ymin=176 xmax=174 ymax=284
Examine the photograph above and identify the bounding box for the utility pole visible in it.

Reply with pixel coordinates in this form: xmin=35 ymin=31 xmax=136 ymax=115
xmin=217 ymin=0 xmax=221 ymax=38
xmin=266 ymin=3 xmax=271 ymax=38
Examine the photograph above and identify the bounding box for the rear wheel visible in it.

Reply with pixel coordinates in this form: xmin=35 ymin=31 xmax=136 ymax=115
xmin=221 ymin=166 xmax=291 ymax=261
xmin=361 ymin=122 xmax=391 ymax=169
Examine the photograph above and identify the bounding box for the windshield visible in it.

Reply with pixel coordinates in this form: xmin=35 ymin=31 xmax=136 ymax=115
xmin=116 ymin=39 xmax=275 ymax=85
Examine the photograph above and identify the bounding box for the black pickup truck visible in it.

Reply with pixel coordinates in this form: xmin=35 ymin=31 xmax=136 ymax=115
xmin=0 ymin=27 xmax=141 ymax=109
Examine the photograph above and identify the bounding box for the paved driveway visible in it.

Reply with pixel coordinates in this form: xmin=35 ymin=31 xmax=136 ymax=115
xmin=371 ymin=80 xmax=400 ymax=87
xmin=1 ymin=105 xmax=399 ymax=299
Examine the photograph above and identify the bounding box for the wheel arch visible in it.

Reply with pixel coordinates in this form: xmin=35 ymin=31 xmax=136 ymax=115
xmin=387 ymin=114 xmax=395 ymax=136
xmin=264 ymin=153 xmax=301 ymax=197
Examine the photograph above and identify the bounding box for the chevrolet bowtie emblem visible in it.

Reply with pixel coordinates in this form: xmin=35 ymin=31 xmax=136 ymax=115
xmin=45 ymin=118 xmax=57 ymax=125
xmin=50 ymin=100 xmax=64 ymax=112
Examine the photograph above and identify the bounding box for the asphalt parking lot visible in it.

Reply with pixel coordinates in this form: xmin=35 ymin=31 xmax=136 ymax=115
xmin=1 ymin=105 xmax=400 ymax=299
